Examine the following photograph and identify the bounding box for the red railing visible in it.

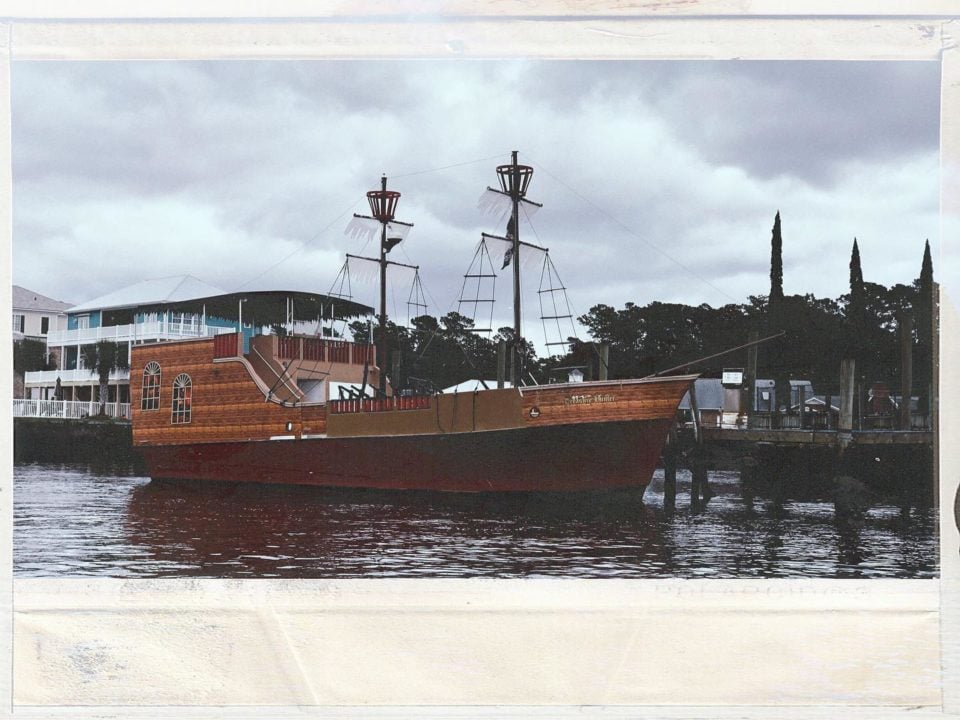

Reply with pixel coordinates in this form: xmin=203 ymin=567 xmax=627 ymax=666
xmin=327 ymin=341 xmax=350 ymax=364
xmin=218 ymin=333 xmax=373 ymax=365
xmin=303 ymin=337 xmax=324 ymax=362
xmin=213 ymin=332 xmax=240 ymax=358
xmin=329 ymin=395 xmax=432 ymax=414
xmin=352 ymin=344 xmax=374 ymax=365
xmin=277 ymin=336 xmax=299 ymax=360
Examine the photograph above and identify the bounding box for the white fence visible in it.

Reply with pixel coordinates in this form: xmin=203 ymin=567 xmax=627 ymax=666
xmin=46 ymin=320 xmax=234 ymax=346
xmin=23 ymin=368 xmax=129 ymax=386
xmin=13 ymin=399 xmax=132 ymax=420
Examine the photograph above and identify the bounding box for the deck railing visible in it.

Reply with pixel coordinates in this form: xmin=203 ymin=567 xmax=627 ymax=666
xmin=23 ymin=368 xmax=129 ymax=386
xmin=329 ymin=395 xmax=432 ymax=414
xmin=13 ymin=399 xmax=132 ymax=420
xmin=47 ymin=320 xmax=234 ymax=346
xmin=272 ymin=336 xmax=374 ymax=366
xmin=213 ymin=332 xmax=242 ymax=359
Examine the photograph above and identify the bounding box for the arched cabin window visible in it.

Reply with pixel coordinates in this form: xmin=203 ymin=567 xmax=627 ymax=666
xmin=141 ymin=361 xmax=161 ymax=411
xmin=171 ymin=373 xmax=192 ymax=424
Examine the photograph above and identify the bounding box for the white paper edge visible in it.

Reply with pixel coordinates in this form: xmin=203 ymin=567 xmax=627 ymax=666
xmin=0 ymin=4 xmax=956 ymax=717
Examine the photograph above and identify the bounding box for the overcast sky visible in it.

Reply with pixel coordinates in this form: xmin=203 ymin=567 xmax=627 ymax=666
xmin=12 ymin=59 xmax=940 ymax=349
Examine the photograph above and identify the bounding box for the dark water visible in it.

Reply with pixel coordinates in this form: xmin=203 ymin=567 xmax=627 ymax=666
xmin=13 ymin=463 xmax=938 ymax=578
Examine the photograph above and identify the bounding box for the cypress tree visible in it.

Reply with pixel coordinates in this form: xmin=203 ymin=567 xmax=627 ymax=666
xmin=918 ymin=239 xmax=933 ymax=342
xmin=917 ymin=239 xmax=934 ymax=415
xmin=847 ymin=237 xmax=868 ymax=379
xmin=769 ymin=211 xmax=784 ymax=305
xmin=767 ymin=211 xmax=788 ymax=413
xmin=849 ymin=238 xmax=864 ymax=303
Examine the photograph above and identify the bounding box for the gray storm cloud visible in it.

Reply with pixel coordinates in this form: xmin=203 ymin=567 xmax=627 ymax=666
xmin=13 ymin=59 xmax=939 ymax=348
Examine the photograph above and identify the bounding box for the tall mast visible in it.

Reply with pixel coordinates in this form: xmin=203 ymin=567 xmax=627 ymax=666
xmin=366 ymin=175 xmax=401 ymax=396
xmin=379 ymin=177 xmax=388 ymax=395
xmin=496 ymin=151 xmax=534 ymax=386
xmin=510 ymin=152 xmax=521 ymax=380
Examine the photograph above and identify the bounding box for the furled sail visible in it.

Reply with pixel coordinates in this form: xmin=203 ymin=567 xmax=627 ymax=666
xmin=344 ymin=214 xmax=414 ymax=244
xmin=477 ymin=188 xmax=542 ymax=226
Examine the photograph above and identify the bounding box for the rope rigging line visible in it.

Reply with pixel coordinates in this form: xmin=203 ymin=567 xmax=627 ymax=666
xmin=233 ymin=197 xmax=363 ymax=290
xmin=456 ymin=238 xmax=498 ymax=334
xmin=517 ymin=187 xmax=610 ymax=372
xmin=519 ymin=152 xmax=739 ymax=305
xmin=328 ymin=257 xmax=354 ymax=301
xmin=407 ymin=269 xmax=429 ymax=326
xmin=390 ymin=153 xmax=510 ymax=180
xmin=537 ymin=252 xmax=578 ymax=350
xmin=395 ymin=243 xmax=462 ymax=364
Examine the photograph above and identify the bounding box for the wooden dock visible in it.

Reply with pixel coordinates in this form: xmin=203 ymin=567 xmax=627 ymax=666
xmin=702 ymin=427 xmax=933 ymax=447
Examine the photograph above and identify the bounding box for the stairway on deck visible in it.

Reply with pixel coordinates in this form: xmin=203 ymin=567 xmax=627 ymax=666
xmin=245 ymin=345 xmax=303 ymax=404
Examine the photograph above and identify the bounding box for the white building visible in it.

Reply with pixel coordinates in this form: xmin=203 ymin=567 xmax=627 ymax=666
xmin=12 ymin=285 xmax=71 ymax=341
xmin=22 ymin=275 xmax=235 ymax=410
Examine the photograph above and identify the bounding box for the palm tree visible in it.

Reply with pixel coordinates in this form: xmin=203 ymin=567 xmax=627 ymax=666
xmin=80 ymin=341 xmax=129 ymax=416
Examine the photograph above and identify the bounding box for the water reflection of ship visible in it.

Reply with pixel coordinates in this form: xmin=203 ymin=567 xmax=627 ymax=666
xmin=124 ymin=480 xmax=664 ymax=577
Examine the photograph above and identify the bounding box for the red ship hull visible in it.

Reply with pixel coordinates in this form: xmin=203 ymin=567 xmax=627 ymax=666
xmin=140 ymin=418 xmax=673 ymax=493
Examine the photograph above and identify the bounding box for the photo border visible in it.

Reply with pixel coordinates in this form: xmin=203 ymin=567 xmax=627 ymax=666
xmin=2 ymin=3 xmax=957 ymax=716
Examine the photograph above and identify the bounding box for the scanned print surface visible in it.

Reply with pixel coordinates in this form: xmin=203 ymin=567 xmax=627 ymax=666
xmin=3 ymin=3 xmax=959 ymax=715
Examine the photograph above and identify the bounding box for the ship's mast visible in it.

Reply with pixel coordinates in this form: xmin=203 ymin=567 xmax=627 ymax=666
xmin=495 ymin=152 xmax=534 ymax=387
xmin=367 ymin=176 xmax=401 ymax=396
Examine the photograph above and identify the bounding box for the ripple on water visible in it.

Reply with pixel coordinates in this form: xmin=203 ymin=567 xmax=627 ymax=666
xmin=12 ymin=462 xmax=939 ymax=579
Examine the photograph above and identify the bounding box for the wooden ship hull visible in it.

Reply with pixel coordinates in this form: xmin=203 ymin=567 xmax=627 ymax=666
xmin=131 ymin=334 xmax=695 ymax=493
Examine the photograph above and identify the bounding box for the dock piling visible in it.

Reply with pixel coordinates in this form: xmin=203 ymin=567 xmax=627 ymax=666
xmin=899 ymin=310 xmax=913 ymax=431
xmin=690 ymin=450 xmax=712 ymax=508
xmin=689 ymin=380 xmax=702 ymax=445
xmin=745 ymin=330 xmax=758 ymax=429
xmin=598 ymin=343 xmax=610 ymax=382
xmin=663 ymin=426 xmax=678 ymax=510
xmin=839 ymin=358 xmax=856 ymax=450
xmin=497 ymin=340 xmax=506 ymax=389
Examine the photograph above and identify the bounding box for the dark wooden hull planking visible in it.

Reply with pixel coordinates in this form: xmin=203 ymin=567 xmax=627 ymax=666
xmin=131 ymin=335 xmax=695 ymax=493
xmin=140 ymin=418 xmax=674 ymax=492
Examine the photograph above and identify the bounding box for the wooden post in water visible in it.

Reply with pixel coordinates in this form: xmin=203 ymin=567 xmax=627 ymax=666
xmin=839 ymin=358 xmax=855 ymax=450
xmin=686 ymin=380 xmax=711 ymax=506
xmin=689 ymin=380 xmax=701 ymax=445
xmin=690 ymin=450 xmax=711 ymax=507
xmin=745 ymin=330 xmax=758 ymax=429
xmin=899 ymin=310 xmax=913 ymax=430
xmin=663 ymin=425 xmax=677 ymax=510
xmin=497 ymin=339 xmax=506 ymax=389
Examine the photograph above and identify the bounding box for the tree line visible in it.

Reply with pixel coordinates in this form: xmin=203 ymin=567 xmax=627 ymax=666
xmin=351 ymin=214 xmax=935 ymax=408
xmin=14 ymin=213 xmax=934 ymax=411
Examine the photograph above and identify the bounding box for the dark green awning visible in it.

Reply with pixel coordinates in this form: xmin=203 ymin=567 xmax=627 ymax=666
xmin=138 ymin=290 xmax=372 ymax=325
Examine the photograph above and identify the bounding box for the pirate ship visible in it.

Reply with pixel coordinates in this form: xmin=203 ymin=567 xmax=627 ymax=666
xmin=130 ymin=154 xmax=695 ymax=492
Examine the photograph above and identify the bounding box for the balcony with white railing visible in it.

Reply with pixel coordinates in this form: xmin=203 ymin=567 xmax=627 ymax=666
xmin=46 ymin=319 xmax=236 ymax=346
xmin=23 ymin=368 xmax=129 ymax=386
xmin=13 ymin=399 xmax=132 ymax=420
